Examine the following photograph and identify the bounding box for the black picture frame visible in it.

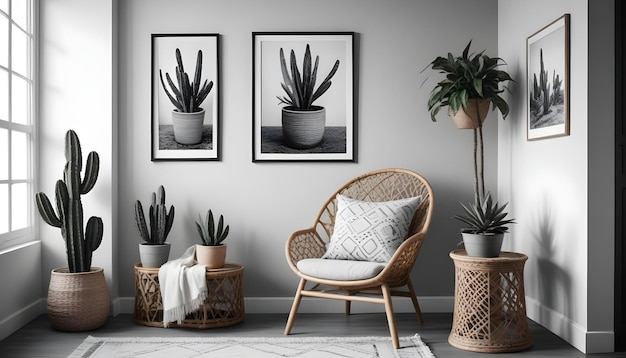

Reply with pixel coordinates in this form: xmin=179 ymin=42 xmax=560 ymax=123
xmin=526 ymin=14 xmax=570 ymax=140
xmin=252 ymin=32 xmax=355 ymax=162
xmin=151 ymin=33 xmax=220 ymax=161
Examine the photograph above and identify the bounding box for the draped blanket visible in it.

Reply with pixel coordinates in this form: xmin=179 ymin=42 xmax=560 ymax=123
xmin=158 ymin=245 xmax=207 ymax=327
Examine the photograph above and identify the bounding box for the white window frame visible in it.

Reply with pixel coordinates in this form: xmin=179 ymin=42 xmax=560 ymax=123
xmin=0 ymin=0 xmax=37 ymax=251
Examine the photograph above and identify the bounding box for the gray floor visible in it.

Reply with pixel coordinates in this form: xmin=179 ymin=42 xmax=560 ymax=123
xmin=0 ymin=313 xmax=623 ymax=357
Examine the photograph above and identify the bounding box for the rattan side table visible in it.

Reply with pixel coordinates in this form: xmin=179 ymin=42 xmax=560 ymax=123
xmin=133 ymin=263 xmax=244 ymax=328
xmin=449 ymin=250 xmax=532 ymax=353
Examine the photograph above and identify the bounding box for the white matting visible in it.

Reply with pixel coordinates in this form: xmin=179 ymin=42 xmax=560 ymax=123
xmin=69 ymin=335 xmax=435 ymax=358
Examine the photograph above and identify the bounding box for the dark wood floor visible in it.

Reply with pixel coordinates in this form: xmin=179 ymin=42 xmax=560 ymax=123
xmin=0 ymin=313 xmax=622 ymax=357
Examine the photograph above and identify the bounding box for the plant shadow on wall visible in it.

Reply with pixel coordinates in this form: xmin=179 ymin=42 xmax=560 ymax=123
xmin=531 ymin=200 xmax=572 ymax=340
xmin=529 ymin=48 xmax=565 ymax=129
xmin=159 ymin=48 xmax=214 ymax=149
xmin=261 ymin=43 xmax=345 ymax=153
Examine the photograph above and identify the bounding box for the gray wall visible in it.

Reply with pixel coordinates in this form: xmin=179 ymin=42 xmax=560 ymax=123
xmin=117 ymin=0 xmax=499 ymax=304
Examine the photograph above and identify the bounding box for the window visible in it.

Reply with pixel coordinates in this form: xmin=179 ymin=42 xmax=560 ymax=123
xmin=0 ymin=0 xmax=35 ymax=250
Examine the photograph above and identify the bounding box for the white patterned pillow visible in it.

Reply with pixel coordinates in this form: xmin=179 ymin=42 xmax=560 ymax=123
xmin=322 ymin=194 xmax=422 ymax=263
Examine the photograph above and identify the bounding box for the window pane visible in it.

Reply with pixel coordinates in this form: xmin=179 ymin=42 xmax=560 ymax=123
xmin=0 ymin=16 xmax=7 ymax=68
xmin=11 ymin=130 xmax=26 ymax=179
xmin=11 ymin=24 xmax=28 ymax=77
xmin=11 ymin=182 xmax=27 ymax=230
xmin=12 ymin=0 xmax=28 ymax=31
xmin=0 ymin=70 xmax=7 ymax=121
xmin=0 ymin=184 xmax=7 ymax=234
xmin=11 ymin=74 xmax=27 ymax=124
xmin=0 ymin=128 xmax=6 ymax=180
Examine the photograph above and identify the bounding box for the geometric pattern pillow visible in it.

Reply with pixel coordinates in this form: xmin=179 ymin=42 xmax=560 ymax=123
xmin=322 ymin=194 xmax=422 ymax=263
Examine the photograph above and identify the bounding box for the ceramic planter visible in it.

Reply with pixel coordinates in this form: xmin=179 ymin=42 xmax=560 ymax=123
xmin=462 ymin=232 xmax=504 ymax=258
xmin=172 ymin=109 xmax=205 ymax=145
xmin=448 ymin=98 xmax=490 ymax=129
xmin=281 ymin=106 xmax=325 ymax=149
xmin=47 ymin=267 xmax=110 ymax=331
xmin=138 ymin=243 xmax=171 ymax=268
xmin=196 ymin=244 xmax=227 ymax=269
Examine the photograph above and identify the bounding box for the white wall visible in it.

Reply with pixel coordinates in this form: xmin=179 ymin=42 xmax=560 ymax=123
xmin=498 ymin=0 xmax=614 ymax=353
xmin=39 ymin=0 xmax=118 ymax=309
xmin=117 ymin=0 xmax=499 ymax=306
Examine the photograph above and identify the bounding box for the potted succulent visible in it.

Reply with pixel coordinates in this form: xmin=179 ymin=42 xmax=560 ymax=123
xmin=34 ymin=129 xmax=110 ymax=331
xmin=159 ymin=48 xmax=214 ymax=145
xmin=453 ymin=193 xmax=515 ymax=258
xmin=424 ymin=41 xmax=515 ymax=257
xmin=134 ymin=185 xmax=175 ymax=267
xmin=277 ymin=43 xmax=340 ymax=149
xmin=195 ymin=209 xmax=229 ymax=269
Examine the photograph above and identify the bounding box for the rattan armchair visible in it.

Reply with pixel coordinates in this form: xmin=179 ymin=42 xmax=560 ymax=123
xmin=284 ymin=168 xmax=434 ymax=349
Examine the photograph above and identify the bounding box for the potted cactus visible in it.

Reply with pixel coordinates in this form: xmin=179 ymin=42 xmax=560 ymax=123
xmin=134 ymin=185 xmax=175 ymax=267
xmin=195 ymin=209 xmax=229 ymax=269
xmin=159 ymin=48 xmax=214 ymax=145
xmin=277 ymin=43 xmax=340 ymax=149
xmin=34 ymin=129 xmax=110 ymax=331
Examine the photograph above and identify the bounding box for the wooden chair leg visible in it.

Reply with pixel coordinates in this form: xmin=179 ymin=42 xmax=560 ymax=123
xmin=381 ymin=284 xmax=400 ymax=349
xmin=284 ymin=278 xmax=306 ymax=335
xmin=345 ymin=290 xmax=352 ymax=315
xmin=407 ymin=279 xmax=424 ymax=325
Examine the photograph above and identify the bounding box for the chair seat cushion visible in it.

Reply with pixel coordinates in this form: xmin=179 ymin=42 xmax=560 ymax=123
xmin=297 ymin=258 xmax=386 ymax=281
xmin=322 ymin=194 xmax=422 ymax=263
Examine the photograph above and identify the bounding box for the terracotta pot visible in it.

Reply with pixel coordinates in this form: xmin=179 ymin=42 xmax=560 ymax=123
xmin=196 ymin=244 xmax=227 ymax=269
xmin=172 ymin=109 xmax=205 ymax=145
xmin=462 ymin=232 xmax=504 ymax=258
xmin=47 ymin=267 xmax=110 ymax=331
xmin=448 ymin=99 xmax=491 ymax=129
xmin=138 ymin=243 xmax=171 ymax=268
xmin=281 ymin=106 xmax=325 ymax=148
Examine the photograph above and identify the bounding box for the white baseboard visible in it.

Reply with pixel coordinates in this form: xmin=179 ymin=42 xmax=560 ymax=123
xmin=525 ymin=296 xmax=614 ymax=353
xmin=0 ymin=299 xmax=45 ymax=341
xmin=117 ymin=295 xmax=454 ymax=315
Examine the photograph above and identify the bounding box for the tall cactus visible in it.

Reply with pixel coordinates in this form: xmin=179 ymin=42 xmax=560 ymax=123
xmin=538 ymin=49 xmax=551 ymax=116
xmin=134 ymin=185 xmax=175 ymax=245
xmin=35 ymin=130 xmax=103 ymax=273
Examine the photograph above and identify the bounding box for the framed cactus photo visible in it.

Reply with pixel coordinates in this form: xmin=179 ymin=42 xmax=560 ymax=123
xmin=252 ymin=32 xmax=355 ymax=162
xmin=526 ymin=14 xmax=570 ymax=140
xmin=151 ymin=33 xmax=220 ymax=160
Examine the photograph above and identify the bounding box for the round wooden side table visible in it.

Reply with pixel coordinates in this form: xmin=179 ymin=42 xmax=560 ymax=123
xmin=133 ymin=263 xmax=244 ymax=328
xmin=449 ymin=250 xmax=532 ymax=353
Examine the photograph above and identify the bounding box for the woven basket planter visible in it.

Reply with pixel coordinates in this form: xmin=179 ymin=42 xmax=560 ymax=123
xmin=47 ymin=267 xmax=110 ymax=331
xmin=281 ymin=106 xmax=325 ymax=149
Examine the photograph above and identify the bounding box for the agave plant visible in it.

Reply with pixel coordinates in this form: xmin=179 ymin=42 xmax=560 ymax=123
xmin=196 ymin=209 xmax=229 ymax=246
xmin=134 ymin=185 xmax=175 ymax=245
xmin=453 ymin=193 xmax=515 ymax=235
xmin=159 ymin=48 xmax=213 ymax=113
xmin=277 ymin=44 xmax=340 ymax=110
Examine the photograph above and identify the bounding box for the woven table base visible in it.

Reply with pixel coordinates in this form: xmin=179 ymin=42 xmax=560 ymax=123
xmin=448 ymin=250 xmax=532 ymax=353
xmin=133 ymin=263 xmax=244 ymax=328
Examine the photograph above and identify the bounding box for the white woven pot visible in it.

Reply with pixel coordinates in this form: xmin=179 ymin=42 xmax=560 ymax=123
xmin=281 ymin=106 xmax=325 ymax=149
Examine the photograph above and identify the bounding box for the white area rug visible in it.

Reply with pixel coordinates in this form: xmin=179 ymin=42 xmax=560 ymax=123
xmin=69 ymin=335 xmax=435 ymax=358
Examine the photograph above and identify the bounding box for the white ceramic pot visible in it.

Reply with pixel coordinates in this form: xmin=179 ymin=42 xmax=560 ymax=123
xmin=139 ymin=243 xmax=171 ymax=268
xmin=172 ymin=109 xmax=205 ymax=145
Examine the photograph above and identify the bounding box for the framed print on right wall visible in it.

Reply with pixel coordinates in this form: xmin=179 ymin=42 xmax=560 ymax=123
xmin=527 ymin=14 xmax=570 ymax=140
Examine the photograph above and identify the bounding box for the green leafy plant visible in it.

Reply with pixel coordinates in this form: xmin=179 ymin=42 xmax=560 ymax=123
xmin=277 ymin=44 xmax=340 ymax=110
xmin=35 ymin=130 xmax=103 ymax=273
xmin=453 ymin=193 xmax=515 ymax=234
xmin=196 ymin=209 xmax=229 ymax=246
xmin=424 ymin=40 xmax=513 ymax=122
xmin=134 ymin=185 xmax=175 ymax=245
xmin=159 ymin=48 xmax=213 ymax=113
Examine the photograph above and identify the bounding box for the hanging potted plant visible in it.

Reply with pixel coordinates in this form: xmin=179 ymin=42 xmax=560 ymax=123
xmin=159 ymin=48 xmax=214 ymax=145
xmin=424 ymin=41 xmax=515 ymax=257
xmin=134 ymin=185 xmax=175 ymax=268
xmin=277 ymin=43 xmax=340 ymax=149
xmin=34 ymin=129 xmax=110 ymax=331
xmin=195 ymin=209 xmax=229 ymax=269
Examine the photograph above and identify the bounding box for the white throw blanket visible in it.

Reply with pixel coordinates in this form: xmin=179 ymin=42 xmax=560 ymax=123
xmin=158 ymin=245 xmax=207 ymax=327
